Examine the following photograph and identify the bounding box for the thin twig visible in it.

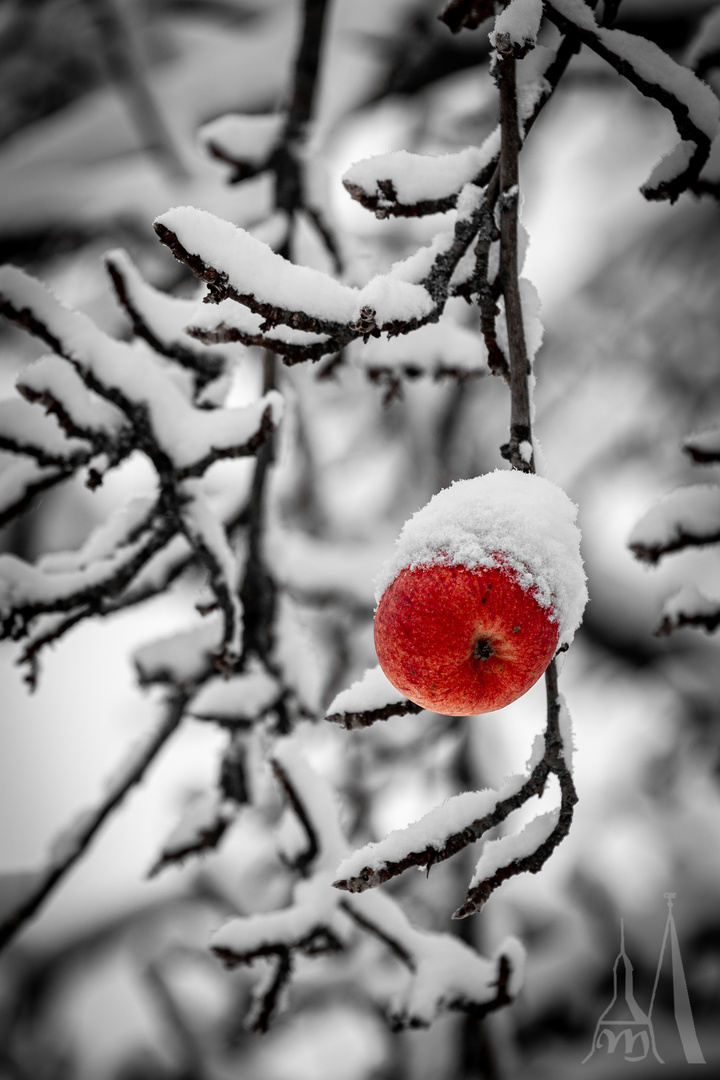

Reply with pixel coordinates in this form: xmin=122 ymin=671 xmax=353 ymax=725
xmin=496 ymin=48 xmax=533 ymax=472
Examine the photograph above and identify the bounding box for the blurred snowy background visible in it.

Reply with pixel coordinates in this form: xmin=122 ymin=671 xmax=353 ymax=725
xmin=1 ymin=0 xmax=720 ymax=1077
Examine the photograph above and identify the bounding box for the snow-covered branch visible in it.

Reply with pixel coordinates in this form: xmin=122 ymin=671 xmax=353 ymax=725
xmin=0 ymin=267 xmax=280 ymax=674
xmin=209 ymin=738 xmax=524 ymax=1030
xmin=628 ymin=484 xmax=720 ymax=563
xmin=330 ymin=665 xmax=576 ymax=919
xmin=325 ymin=665 xmax=425 ymax=730
xmin=545 ymin=0 xmax=720 ymax=202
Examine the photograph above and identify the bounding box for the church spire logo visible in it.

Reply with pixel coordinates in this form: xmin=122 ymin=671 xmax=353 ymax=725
xmin=583 ymin=894 xmax=705 ymax=1065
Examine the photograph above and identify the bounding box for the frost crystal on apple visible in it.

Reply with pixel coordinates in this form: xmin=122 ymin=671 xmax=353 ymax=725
xmin=375 ymin=470 xmax=587 ymax=648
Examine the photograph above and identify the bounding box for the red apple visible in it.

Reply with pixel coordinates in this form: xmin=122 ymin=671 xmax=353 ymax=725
xmin=374 ymin=561 xmax=559 ymax=715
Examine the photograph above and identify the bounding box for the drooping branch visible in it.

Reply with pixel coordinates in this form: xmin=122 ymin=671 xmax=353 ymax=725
xmin=545 ymin=0 xmax=720 ymax=202
xmin=453 ymin=660 xmax=577 ymax=918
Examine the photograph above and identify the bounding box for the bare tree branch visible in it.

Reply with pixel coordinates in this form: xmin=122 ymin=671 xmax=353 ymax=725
xmin=0 ymin=691 xmax=189 ymax=953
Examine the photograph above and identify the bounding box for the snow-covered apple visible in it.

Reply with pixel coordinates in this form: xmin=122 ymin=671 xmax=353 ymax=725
xmin=374 ymin=471 xmax=588 ymax=716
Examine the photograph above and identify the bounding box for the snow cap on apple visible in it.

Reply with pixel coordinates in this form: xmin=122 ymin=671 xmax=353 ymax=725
xmin=374 ymin=470 xmax=587 ymax=716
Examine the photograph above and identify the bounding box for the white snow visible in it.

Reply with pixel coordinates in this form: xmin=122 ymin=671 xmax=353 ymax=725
xmin=351 ymin=319 xmax=488 ymax=376
xmin=469 ymin=808 xmax=559 ymax=887
xmin=198 ymin=113 xmax=283 ymax=167
xmin=19 ymin=355 xmax=125 ymax=437
xmin=659 ymin=585 xmax=720 ymax=626
xmin=550 ymin=0 xmax=720 ymax=138
xmin=326 ymin=664 xmax=412 ymax=718
xmin=375 ymin=470 xmax=588 ymax=648
xmin=188 ymin=296 xmax=330 ymax=348
xmin=490 ymin=0 xmax=543 ymax=52
xmin=38 ymin=498 xmax=155 ymax=574
xmin=133 ymin=615 xmax=225 ymax=685
xmin=683 ymin=427 xmax=720 ymax=459
xmin=495 ymin=278 xmax=544 ymax=370
xmin=104 ymin=248 xmax=214 ymax=354
xmin=156 ymin=206 xmax=433 ymax=328
xmin=0 ymin=533 xmax=156 ymax=615
xmin=0 ymin=398 xmax=90 ymax=457
xmin=180 ymin=483 xmax=242 ymax=658
xmin=628 ymin=484 xmax=720 ymax=553
xmin=190 ymin=662 xmax=279 ymax=720
xmin=267 ymin=528 xmax=384 ymax=609
xmin=154 ymin=791 xmax=236 ymax=864
xmin=272 ymin=737 xmax=348 ymax=862
xmin=210 ymin=872 xmax=350 ymax=958
xmin=343 ymin=139 xmax=500 ymax=206
xmin=642 ymin=140 xmax=696 ymax=192
xmin=1 ymin=267 xmax=283 ymax=470
xmin=208 ymin=740 xmax=524 ymax=1022
xmin=334 ymin=774 xmax=527 ymax=884
xmin=272 ymin=595 xmax=322 ymax=714
xmin=557 ymin=692 xmax=575 ymax=772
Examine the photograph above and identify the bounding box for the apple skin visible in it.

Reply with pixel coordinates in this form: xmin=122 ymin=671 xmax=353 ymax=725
xmin=374 ymin=562 xmax=559 ymax=716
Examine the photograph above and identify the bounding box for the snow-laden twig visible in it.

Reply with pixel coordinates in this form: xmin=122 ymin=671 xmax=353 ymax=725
xmin=0 ymin=269 xmax=279 ymax=673
xmin=545 ymin=0 xmax=720 ymax=202
xmin=656 ymin=585 xmax=720 ymax=637
xmin=628 ymin=484 xmax=720 ymax=564
xmin=331 ymin=675 xmax=576 ymax=916
xmin=325 ymin=665 xmax=425 ymax=730
xmin=104 ymin=249 xmax=226 ymax=391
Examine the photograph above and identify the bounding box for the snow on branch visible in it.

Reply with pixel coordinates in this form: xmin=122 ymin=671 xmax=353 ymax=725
xmin=331 ymin=663 xmax=577 ymax=920
xmin=186 ymin=297 xmax=335 ymax=366
xmin=342 ymin=40 xmax=563 ymax=220
xmin=134 ymin=616 xmax=228 ymax=687
xmin=189 ymin=661 xmax=281 ymax=725
xmin=490 ymin=0 xmax=543 ymax=60
xmin=0 ymin=267 xmax=282 ymax=476
xmin=210 ymin=736 xmax=523 ymax=1030
xmin=0 ymin=266 xmax=280 ymax=676
xmin=148 ymin=791 xmax=238 ymax=878
xmin=350 ymin=318 xmax=489 ymax=402
xmin=0 ymin=498 xmax=175 ymax=643
xmin=683 ymin=427 xmax=720 ymax=464
xmin=545 ymin=0 xmax=720 ymax=202
xmin=154 ymin=206 xmax=434 ymax=339
xmin=104 ymin=249 xmax=226 ymax=390
xmin=0 ymin=398 xmax=93 ymax=468
xmin=198 ymin=113 xmax=284 ymax=182
xmin=343 ymin=139 xmax=500 ymax=219
xmin=656 ymin=585 xmax=720 ymax=637
xmin=628 ymin=484 xmax=720 ymax=563
xmin=325 ymin=665 xmax=425 ymax=730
